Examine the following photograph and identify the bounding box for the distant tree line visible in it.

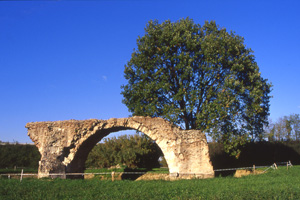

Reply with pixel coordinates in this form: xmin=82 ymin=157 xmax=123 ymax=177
xmin=264 ymin=114 xmax=300 ymax=141
xmin=0 ymin=143 xmax=40 ymax=168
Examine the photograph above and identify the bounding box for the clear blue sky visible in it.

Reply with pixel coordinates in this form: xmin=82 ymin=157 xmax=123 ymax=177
xmin=0 ymin=0 xmax=299 ymax=143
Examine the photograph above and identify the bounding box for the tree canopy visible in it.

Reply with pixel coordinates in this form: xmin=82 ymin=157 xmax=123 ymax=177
xmin=121 ymin=18 xmax=272 ymax=155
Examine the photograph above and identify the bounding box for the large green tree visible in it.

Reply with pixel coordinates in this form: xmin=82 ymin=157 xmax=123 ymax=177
xmin=121 ymin=18 xmax=271 ymax=155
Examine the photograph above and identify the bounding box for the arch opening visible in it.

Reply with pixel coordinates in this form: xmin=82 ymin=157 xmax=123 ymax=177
xmin=65 ymin=127 xmax=169 ymax=179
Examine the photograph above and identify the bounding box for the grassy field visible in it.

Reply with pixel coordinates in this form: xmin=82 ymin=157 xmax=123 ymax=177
xmin=0 ymin=166 xmax=299 ymax=199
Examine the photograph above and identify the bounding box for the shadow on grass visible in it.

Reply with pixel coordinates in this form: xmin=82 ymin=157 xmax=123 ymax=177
xmin=209 ymin=141 xmax=300 ymax=177
xmin=120 ymin=168 xmax=149 ymax=180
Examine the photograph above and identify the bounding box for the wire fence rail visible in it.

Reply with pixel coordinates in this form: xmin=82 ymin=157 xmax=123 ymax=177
xmin=214 ymin=161 xmax=293 ymax=172
xmin=0 ymin=161 xmax=293 ymax=182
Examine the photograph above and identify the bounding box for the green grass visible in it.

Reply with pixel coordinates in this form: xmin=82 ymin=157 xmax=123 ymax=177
xmin=1 ymin=166 xmax=299 ymax=199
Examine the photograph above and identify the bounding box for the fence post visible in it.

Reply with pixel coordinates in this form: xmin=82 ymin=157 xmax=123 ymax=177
xmin=253 ymin=165 xmax=255 ymax=174
xmin=20 ymin=169 xmax=23 ymax=182
xmin=111 ymin=171 xmax=115 ymax=182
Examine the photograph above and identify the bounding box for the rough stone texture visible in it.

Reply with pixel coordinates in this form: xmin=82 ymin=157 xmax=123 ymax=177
xmin=26 ymin=116 xmax=214 ymax=179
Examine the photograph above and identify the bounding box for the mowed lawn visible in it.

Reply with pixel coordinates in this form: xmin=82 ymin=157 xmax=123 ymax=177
xmin=1 ymin=166 xmax=299 ymax=200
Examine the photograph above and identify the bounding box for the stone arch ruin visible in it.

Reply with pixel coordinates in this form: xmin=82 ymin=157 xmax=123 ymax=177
xmin=26 ymin=116 xmax=214 ymax=179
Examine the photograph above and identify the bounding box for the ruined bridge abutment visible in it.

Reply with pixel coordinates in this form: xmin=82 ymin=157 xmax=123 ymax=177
xmin=26 ymin=116 xmax=214 ymax=179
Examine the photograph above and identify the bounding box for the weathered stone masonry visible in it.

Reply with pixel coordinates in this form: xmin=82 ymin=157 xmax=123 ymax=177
xmin=26 ymin=116 xmax=214 ymax=179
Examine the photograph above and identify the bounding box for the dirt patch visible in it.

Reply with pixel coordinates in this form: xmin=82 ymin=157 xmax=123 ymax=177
xmin=234 ymin=169 xmax=264 ymax=178
xmin=135 ymin=173 xmax=169 ymax=181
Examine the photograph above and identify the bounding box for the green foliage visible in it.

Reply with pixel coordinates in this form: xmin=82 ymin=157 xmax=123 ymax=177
xmin=121 ymin=18 xmax=272 ymax=156
xmin=0 ymin=144 xmax=40 ymax=168
xmin=85 ymin=134 xmax=162 ymax=169
xmin=1 ymin=166 xmax=300 ymax=199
